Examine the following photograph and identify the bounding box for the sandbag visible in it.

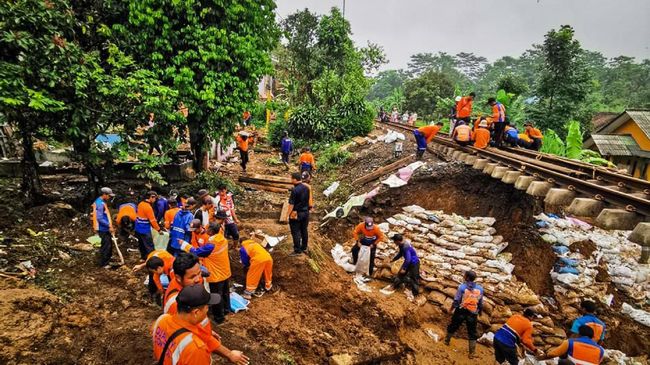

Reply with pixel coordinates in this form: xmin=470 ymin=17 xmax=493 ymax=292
xmin=355 ymin=245 xmax=371 ymax=276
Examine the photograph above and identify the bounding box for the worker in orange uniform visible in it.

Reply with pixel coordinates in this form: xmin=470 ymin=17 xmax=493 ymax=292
xmin=92 ymin=187 xmax=116 ymax=269
xmin=133 ymin=249 xmax=175 ymax=303
xmin=116 ymin=201 xmax=137 ymax=240
xmin=153 ymin=284 xmax=249 ymax=365
xmin=351 ymin=217 xmax=385 ymax=276
xmin=524 ymin=122 xmax=544 ymax=151
xmin=487 ymin=97 xmax=506 ymax=147
xmin=413 ymin=122 xmax=444 ymax=159
xmin=493 ymin=308 xmax=544 ymax=364
xmin=542 ymin=325 xmax=604 ymax=365
xmin=445 ymin=270 xmax=484 ymax=359
xmin=571 ymin=300 xmax=606 ymax=344
xmin=298 ymin=147 xmax=316 ymax=174
xmin=163 ymin=200 xmax=180 ymax=230
xmin=190 ymin=219 xmax=209 ymax=249
xmin=456 ymin=92 xmax=475 ymax=124
xmin=452 ymin=121 xmax=472 ymax=147
xmin=242 ymin=110 xmax=251 ymax=126
xmin=235 ymin=131 xmax=250 ymax=173
xmin=239 ymin=236 xmax=273 ymax=299
xmin=204 ymin=222 xmax=232 ymax=323
xmin=135 ymin=191 xmax=161 ymax=261
xmin=472 ymin=120 xmax=491 ymax=149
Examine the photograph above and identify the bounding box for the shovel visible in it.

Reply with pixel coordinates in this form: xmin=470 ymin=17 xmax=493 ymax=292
xmin=111 ymin=234 xmax=125 ymax=266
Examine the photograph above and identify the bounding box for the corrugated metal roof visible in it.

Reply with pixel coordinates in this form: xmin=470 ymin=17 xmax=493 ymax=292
xmin=626 ymin=110 xmax=650 ymax=139
xmin=591 ymin=134 xmax=650 ymax=158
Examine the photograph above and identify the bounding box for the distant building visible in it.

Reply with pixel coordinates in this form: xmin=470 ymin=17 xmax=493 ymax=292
xmin=584 ymin=109 xmax=650 ymax=180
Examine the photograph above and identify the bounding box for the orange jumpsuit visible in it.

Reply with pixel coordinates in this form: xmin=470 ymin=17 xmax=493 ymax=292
xmin=116 ymin=203 xmax=137 ymax=227
xmin=417 ymin=125 xmax=442 ymax=143
xmin=202 ymin=232 xmax=231 ymax=284
xmin=240 ymin=240 xmax=273 ymax=292
xmin=473 ymin=128 xmax=491 ymax=149
xmin=457 ymin=96 xmax=473 ymax=119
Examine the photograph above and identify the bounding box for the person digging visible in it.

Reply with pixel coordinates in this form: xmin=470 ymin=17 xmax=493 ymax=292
xmin=387 ymin=234 xmax=420 ymax=296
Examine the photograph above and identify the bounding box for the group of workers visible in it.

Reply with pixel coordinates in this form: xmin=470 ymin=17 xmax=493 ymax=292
xmin=345 ymin=211 xmax=609 ymax=364
xmin=449 ymin=93 xmax=545 ymax=150
xmin=444 ymin=270 xmax=606 ymax=364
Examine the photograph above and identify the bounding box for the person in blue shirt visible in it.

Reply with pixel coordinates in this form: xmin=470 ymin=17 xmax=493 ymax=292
xmin=167 ymin=198 xmax=214 ymax=258
xmin=153 ymin=195 xmax=169 ymax=223
xmin=445 ymin=270 xmax=484 ymax=359
xmin=280 ymin=131 xmax=293 ymax=171
xmin=91 ymin=187 xmax=115 ymax=268
xmin=389 ymin=234 xmax=420 ymax=296
xmin=571 ymin=300 xmax=606 ymax=344
xmin=504 ymin=121 xmax=520 ymax=147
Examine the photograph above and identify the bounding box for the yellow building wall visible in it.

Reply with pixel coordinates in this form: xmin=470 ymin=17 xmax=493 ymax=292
xmin=615 ymin=119 xmax=650 ymax=151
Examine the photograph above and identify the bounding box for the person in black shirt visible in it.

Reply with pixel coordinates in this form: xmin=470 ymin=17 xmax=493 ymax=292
xmin=288 ymin=172 xmax=311 ymax=256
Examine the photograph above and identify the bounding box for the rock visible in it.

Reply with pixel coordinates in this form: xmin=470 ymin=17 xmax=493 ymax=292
xmin=329 ymin=353 xmax=354 ymax=365
xmin=69 ymin=243 xmax=94 ymax=252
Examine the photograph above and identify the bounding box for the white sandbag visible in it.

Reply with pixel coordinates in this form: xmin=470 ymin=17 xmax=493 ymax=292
xmin=471 ymin=235 xmax=493 ymax=243
xmin=621 ymin=303 xmax=650 ymax=327
xmin=403 ymin=205 xmax=426 ymax=214
xmin=331 ymin=244 xmax=356 ymax=272
xmin=378 ymin=222 xmax=390 ymax=233
xmin=608 ymin=265 xmax=635 ymax=278
xmin=461 ymin=246 xmax=481 ymax=255
xmin=454 ymin=264 xmax=472 ymax=273
xmin=382 ymin=174 xmax=407 ymax=188
xmin=440 ymin=249 xmax=466 ymax=259
xmin=470 ymin=217 xmax=496 ymax=226
xmin=453 ymin=231 xmax=471 ymax=238
xmin=477 ymin=332 xmax=494 ymax=345
xmin=452 ymin=224 xmax=468 ymax=232
xmin=485 ymin=259 xmax=515 ymax=275
xmin=492 ymin=236 xmax=504 ymax=244
xmin=323 ymin=181 xmax=340 ymax=197
xmin=355 ymin=245 xmax=372 ymax=275
xmin=551 ymin=272 xmax=579 ymax=286
xmin=542 ymin=234 xmax=557 ymax=243
xmin=611 ymin=276 xmax=635 ymax=287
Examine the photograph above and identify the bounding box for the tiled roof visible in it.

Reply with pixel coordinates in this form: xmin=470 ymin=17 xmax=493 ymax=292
xmin=591 ymin=134 xmax=650 ymax=158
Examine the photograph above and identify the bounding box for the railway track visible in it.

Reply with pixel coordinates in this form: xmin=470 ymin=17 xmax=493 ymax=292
xmin=377 ymin=120 xmax=650 ymax=222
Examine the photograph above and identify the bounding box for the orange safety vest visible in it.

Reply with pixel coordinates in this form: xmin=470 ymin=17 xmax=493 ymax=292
xmin=567 ymin=338 xmax=604 ymax=365
xmin=152 ymin=314 xmax=212 ymax=365
xmin=147 ymin=250 xmax=175 ymax=292
xmin=418 ymin=125 xmax=442 ymax=143
xmin=473 ymin=128 xmax=490 ymax=149
xmin=460 ymin=287 xmax=482 ymax=313
xmin=164 ymin=207 xmax=180 ymax=230
xmin=457 ymin=97 xmax=473 ymax=118
xmin=116 ymin=203 xmax=137 ymax=227
xmin=455 ymin=125 xmax=471 ymax=142
xmin=527 ymin=127 xmax=543 ymax=139
xmin=241 ymin=240 xmax=272 ymax=264
xmin=202 ymin=232 xmax=231 ymax=283
xmin=236 ymin=135 xmax=249 ymax=152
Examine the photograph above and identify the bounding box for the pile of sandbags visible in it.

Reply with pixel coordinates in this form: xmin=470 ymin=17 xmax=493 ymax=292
xmin=535 ymin=213 xmax=649 ymax=316
xmin=359 ymin=205 xmax=566 ymax=351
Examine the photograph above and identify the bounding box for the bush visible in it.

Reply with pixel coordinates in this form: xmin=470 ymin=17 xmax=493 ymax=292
xmin=318 ymin=142 xmax=352 ymax=172
xmin=286 ymin=99 xmax=373 ymax=143
xmin=187 ymin=172 xmax=241 ymax=195
xmin=268 ymin=118 xmax=289 ymax=147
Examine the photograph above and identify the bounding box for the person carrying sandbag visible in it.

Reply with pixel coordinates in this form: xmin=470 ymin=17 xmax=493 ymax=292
xmin=350 ymin=217 xmax=385 ymax=276
xmin=444 ymin=270 xmax=484 ymax=359
xmin=388 ymin=234 xmax=420 ymax=296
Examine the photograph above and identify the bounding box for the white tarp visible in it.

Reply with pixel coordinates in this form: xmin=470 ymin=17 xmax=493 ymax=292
xmin=381 ymin=174 xmax=408 ymax=188
xmin=323 ymin=181 xmax=340 ymax=197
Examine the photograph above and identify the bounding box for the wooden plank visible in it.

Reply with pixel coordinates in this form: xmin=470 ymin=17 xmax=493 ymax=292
xmin=238 ymin=176 xmax=294 ymax=189
xmin=245 ymin=173 xmax=292 ymax=184
xmin=279 ymin=201 xmax=290 ymax=223
xmin=352 ymin=154 xmax=415 ymax=186
xmin=240 ymin=183 xmax=289 ymax=194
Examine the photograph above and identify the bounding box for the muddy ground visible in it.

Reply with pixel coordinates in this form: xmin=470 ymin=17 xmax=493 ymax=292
xmin=0 ymin=126 xmax=648 ymax=364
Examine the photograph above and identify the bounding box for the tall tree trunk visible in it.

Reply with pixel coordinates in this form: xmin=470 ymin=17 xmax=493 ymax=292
xmin=188 ymin=115 xmax=206 ymax=172
xmin=18 ymin=118 xmax=43 ymax=206
xmin=73 ymin=136 xmax=103 ymax=205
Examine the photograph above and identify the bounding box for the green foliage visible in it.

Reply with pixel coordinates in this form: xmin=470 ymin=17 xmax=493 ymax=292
xmin=565 ymin=121 xmax=583 ymax=159
xmin=268 ymin=119 xmax=289 ymax=147
xmin=286 ymin=100 xmax=373 ymax=143
xmin=131 ymin=154 xmax=170 ymax=186
xmin=497 ymin=74 xmax=528 ymax=96
xmin=529 ymin=25 xmax=594 ymax=138
xmin=540 ymin=130 xmax=566 ymax=156
xmin=403 ymin=70 xmax=455 ymax=119
xmin=318 ymin=143 xmax=352 ymax=172
xmin=189 ymin=172 xmax=241 ymax=195
xmin=367 ymin=70 xmax=409 ymax=101
xmin=120 ymin=0 xmax=279 ymax=170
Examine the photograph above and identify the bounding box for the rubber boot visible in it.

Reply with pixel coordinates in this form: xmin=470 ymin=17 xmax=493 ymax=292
xmin=416 ymin=150 xmax=424 ymax=160
xmin=444 ymin=333 xmax=451 ymax=346
xmin=468 ymin=340 xmax=477 ymax=359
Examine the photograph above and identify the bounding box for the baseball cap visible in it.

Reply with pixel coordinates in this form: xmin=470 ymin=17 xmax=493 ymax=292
xmin=364 ymin=217 xmax=374 ymax=228
xmin=176 ymin=285 xmax=221 ymax=311
xmin=197 ymin=189 xmax=209 ymax=198
xmin=100 ymin=187 xmax=115 ymax=197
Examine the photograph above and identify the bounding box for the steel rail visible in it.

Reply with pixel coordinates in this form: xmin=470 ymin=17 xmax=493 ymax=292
xmin=377 ymin=121 xmax=650 ymax=216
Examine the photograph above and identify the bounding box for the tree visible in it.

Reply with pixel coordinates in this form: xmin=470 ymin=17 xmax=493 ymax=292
xmin=280 ymin=8 xmax=320 ymax=105
xmin=530 ymin=25 xmax=594 ymax=137
xmin=497 ymin=74 xmax=528 ymax=96
xmin=121 ymin=0 xmax=279 ymax=171
xmin=0 ymin=0 xmax=81 ymax=205
xmin=403 ymin=70 xmax=454 ymax=119
xmin=367 ymin=69 xmax=408 ymax=101
xmin=455 ymin=52 xmax=488 ymax=81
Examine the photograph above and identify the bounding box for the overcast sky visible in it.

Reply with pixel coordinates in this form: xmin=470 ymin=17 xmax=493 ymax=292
xmin=275 ymin=0 xmax=650 ymax=70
